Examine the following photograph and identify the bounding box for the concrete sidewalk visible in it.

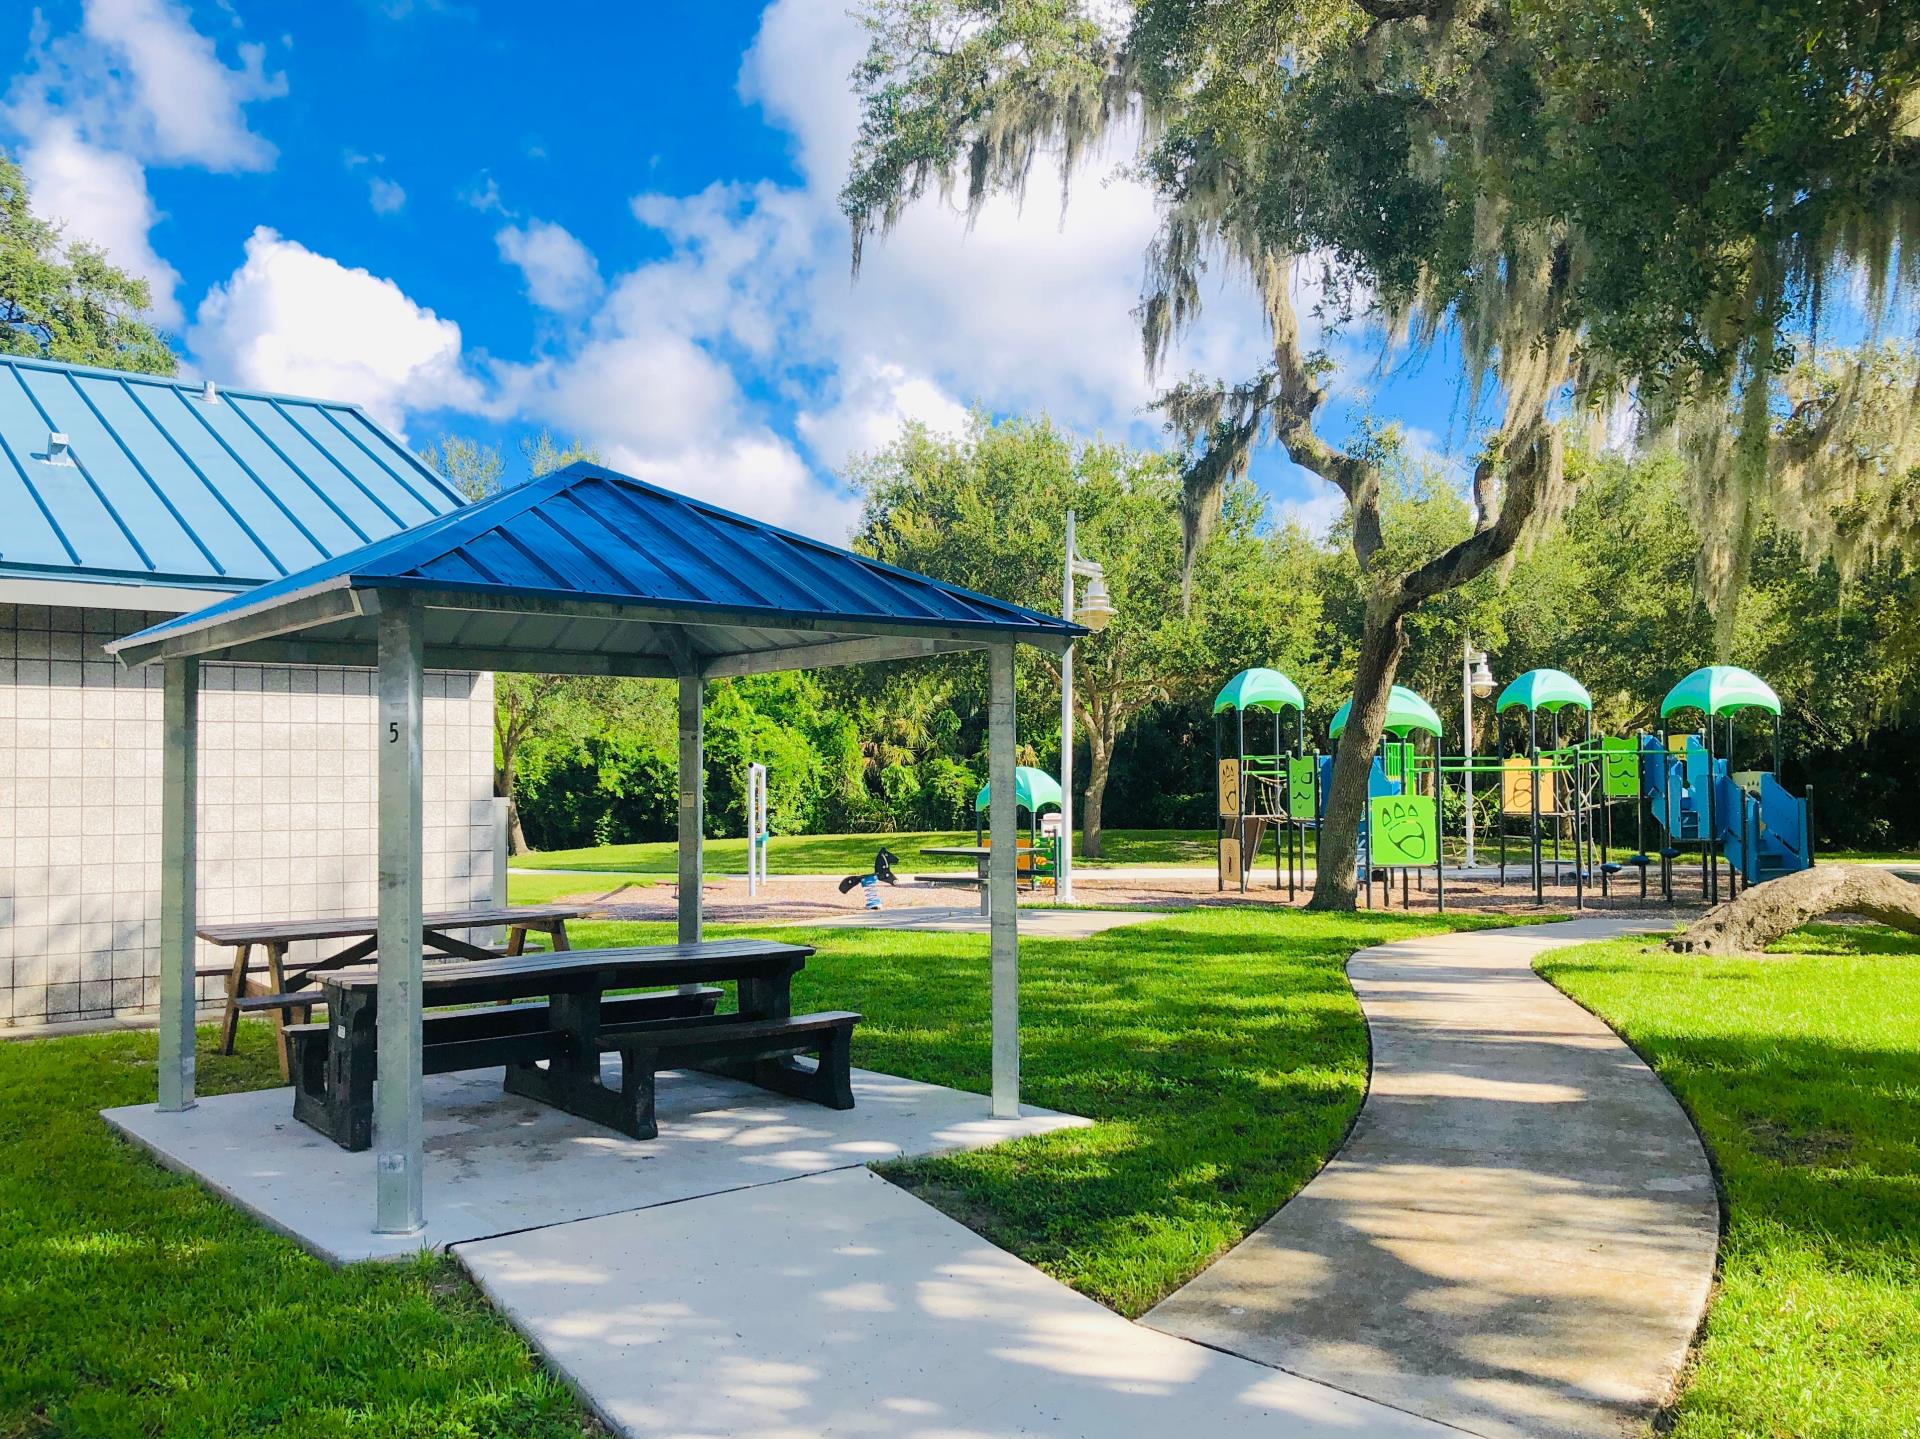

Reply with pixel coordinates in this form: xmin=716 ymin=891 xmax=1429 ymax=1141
xmin=1145 ymin=917 xmax=1718 ymax=1439
xmin=459 ymin=1166 xmax=1457 ymax=1439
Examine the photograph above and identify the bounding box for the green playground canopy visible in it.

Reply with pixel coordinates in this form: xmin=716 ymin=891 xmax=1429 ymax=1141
xmin=1660 ymin=665 xmax=1781 ymax=719
xmin=975 ymin=765 xmax=1063 ymax=813
xmin=1214 ymin=667 xmax=1306 ymax=714
xmin=1496 ymin=668 xmax=1592 ymax=714
xmin=1329 ymin=685 xmax=1444 ymax=739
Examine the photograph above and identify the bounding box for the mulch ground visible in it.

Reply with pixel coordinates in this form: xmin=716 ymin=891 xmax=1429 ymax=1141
xmin=546 ymin=868 xmax=1715 ymax=927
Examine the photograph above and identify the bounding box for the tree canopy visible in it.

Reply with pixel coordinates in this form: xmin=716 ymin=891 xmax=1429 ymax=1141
xmin=0 ymin=152 xmax=175 ymax=376
xmin=843 ymin=0 xmax=1920 ymax=904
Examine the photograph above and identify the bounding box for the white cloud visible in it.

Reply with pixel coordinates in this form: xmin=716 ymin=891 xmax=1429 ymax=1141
xmin=368 ymin=176 xmax=407 ymax=214
xmin=19 ymin=121 xmax=183 ymax=326
xmin=607 ymin=433 xmax=858 ymax=542
xmin=496 ymin=334 xmax=739 ymax=455
xmin=7 ymin=0 xmax=284 ymax=173
xmin=495 ymin=219 xmax=602 ymax=314
xmin=1278 ymin=485 xmax=1346 ymax=541
xmin=190 ymin=227 xmax=480 ymax=433
xmin=797 ymin=361 xmax=969 ymax=472
xmin=2 ymin=0 xmax=284 ymax=334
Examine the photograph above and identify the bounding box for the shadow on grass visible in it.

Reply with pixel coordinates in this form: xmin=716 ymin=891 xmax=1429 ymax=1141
xmin=1540 ymin=929 xmax=1920 ymax=1438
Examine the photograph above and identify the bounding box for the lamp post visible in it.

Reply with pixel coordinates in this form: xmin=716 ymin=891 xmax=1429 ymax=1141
xmin=1462 ymin=638 xmax=1495 ymax=867
xmin=1058 ymin=510 xmax=1114 ymax=904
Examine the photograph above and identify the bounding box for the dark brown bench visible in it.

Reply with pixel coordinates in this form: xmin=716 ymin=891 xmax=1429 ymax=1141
xmin=288 ymin=987 xmax=723 ymax=1150
xmin=504 ymin=1010 xmax=861 ymax=1141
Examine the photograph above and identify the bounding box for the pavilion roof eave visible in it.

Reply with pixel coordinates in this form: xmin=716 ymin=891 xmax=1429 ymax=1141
xmin=105 ymin=575 xmax=1072 ymax=675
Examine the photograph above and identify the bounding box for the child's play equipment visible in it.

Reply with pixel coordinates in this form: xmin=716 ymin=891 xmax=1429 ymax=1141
xmin=1652 ymin=666 xmax=1813 ymax=903
xmin=1330 ymin=685 xmax=1447 ymax=909
xmin=837 ymin=847 xmax=900 ymax=907
xmin=975 ymin=766 xmax=1062 ymax=889
xmin=1213 ymin=668 xmax=1308 ymax=895
xmin=1491 ymin=668 xmax=1598 ymax=907
xmin=745 ymin=761 xmax=769 ymax=896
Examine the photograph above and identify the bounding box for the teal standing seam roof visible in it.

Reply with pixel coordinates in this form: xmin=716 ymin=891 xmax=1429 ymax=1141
xmin=1496 ymin=668 xmax=1592 ymax=714
xmin=1214 ymin=667 xmax=1306 ymax=714
xmin=1329 ymin=685 xmax=1444 ymax=739
xmin=110 ymin=461 xmax=1086 ymax=663
xmin=0 ymin=354 xmax=462 ymax=592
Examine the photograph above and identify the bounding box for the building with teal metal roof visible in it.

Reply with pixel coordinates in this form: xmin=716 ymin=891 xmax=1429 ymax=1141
xmin=0 ymin=356 xmax=494 ymax=1032
xmin=0 ymin=354 xmax=462 ymax=610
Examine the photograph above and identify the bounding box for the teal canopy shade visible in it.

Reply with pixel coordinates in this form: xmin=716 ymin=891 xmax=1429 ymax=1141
xmin=1660 ymin=666 xmax=1782 ymax=719
xmin=1496 ymin=668 xmax=1592 ymax=714
xmin=1213 ymin=667 xmax=1306 ymax=714
xmin=975 ymin=766 xmax=1063 ymax=813
xmin=1329 ymin=685 xmax=1444 ymax=739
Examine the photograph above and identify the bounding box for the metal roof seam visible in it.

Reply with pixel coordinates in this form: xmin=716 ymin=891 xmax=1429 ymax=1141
xmin=0 ymin=419 xmax=81 ymax=566
xmin=63 ymin=370 xmax=228 ymax=578
xmin=123 ymin=382 xmax=287 ymax=578
xmin=262 ymin=395 xmax=408 ymax=530
xmin=165 ymin=382 xmax=331 ymax=563
xmin=221 ymin=395 xmax=375 ymax=545
xmin=8 ymin=364 xmax=155 ymax=572
xmin=314 ymin=405 xmax=461 ymax=512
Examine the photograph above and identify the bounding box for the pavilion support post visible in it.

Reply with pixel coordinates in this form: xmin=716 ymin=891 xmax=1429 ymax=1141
xmin=677 ymin=672 xmax=704 ymax=946
xmin=157 ymin=657 xmax=199 ymax=1113
xmin=987 ymin=643 xmax=1020 ymax=1119
xmin=374 ymin=598 xmax=425 ymax=1235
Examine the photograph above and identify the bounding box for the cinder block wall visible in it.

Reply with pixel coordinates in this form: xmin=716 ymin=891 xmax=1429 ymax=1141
xmin=0 ymin=603 xmax=498 ymax=1027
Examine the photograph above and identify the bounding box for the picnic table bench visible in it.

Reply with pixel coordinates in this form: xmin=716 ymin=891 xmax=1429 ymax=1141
xmin=197 ymin=904 xmax=587 ymax=1078
xmin=285 ymin=939 xmax=859 ymax=1150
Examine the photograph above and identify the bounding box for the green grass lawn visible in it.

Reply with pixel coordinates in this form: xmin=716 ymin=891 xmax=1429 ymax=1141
xmin=564 ymin=906 xmax=1495 ymax=1314
xmin=0 ymin=1023 xmax=592 ymax=1438
xmin=1538 ymin=924 xmax=1920 ymax=1439
xmin=514 ymin=827 xmax=1222 ymax=874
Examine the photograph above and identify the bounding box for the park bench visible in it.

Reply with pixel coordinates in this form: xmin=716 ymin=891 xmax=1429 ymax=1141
xmin=284 ymin=939 xmax=859 ymax=1149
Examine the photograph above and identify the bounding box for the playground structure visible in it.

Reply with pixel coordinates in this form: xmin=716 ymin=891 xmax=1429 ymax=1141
xmin=1213 ymin=669 xmax=1308 ymax=895
xmin=1209 ymin=660 xmax=1815 ymax=910
xmin=975 ymin=766 xmax=1063 ymax=890
xmin=1652 ymin=666 xmax=1813 ymax=903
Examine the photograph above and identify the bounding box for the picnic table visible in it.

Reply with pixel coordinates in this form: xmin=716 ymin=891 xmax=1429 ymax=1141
xmin=197 ymin=904 xmax=587 ymax=1077
xmin=286 ymin=939 xmax=858 ymax=1150
xmin=921 ymin=841 xmax=1056 ymax=912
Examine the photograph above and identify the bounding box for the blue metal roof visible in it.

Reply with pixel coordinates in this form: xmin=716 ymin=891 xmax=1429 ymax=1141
xmin=110 ymin=461 xmax=1081 ymax=669
xmin=0 ymin=354 xmax=463 ymax=592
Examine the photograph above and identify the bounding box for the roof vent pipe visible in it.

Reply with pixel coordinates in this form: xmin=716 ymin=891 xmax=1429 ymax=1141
xmin=45 ymin=432 xmax=74 ymax=467
xmin=201 ymin=379 xmax=219 ymax=404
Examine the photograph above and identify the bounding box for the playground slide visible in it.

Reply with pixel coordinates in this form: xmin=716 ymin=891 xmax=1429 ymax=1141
xmin=1643 ymin=735 xmax=1812 ymax=885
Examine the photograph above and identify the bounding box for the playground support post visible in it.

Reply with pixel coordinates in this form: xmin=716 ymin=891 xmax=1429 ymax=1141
xmin=745 ymin=762 xmax=768 ymax=896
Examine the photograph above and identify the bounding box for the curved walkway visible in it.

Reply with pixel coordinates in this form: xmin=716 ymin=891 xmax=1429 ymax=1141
xmin=1146 ymin=916 xmax=1719 ymax=1439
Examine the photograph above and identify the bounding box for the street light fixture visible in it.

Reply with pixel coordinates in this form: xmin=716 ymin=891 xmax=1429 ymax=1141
xmin=1059 ymin=511 xmax=1112 ymax=903
xmin=1463 ymin=639 xmax=1494 ymax=867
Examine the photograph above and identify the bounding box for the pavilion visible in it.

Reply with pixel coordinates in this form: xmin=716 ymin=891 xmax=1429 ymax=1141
xmin=107 ymin=462 xmax=1081 ymax=1236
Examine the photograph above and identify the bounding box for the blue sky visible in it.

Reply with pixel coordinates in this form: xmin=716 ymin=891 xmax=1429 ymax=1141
xmin=2 ymin=0 xmax=1484 ymax=541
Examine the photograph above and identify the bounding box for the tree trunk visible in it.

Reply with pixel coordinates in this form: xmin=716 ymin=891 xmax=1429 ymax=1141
xmin=1082 ymin=725 xmax=1114 ymax=859
xmin=1308 ymin=610 xmax=1410 ymax=910
xmin=495 ymin=760 xmax=531 ymax=855
xmin=1670 ymin=863 xmax=1920 ymax=955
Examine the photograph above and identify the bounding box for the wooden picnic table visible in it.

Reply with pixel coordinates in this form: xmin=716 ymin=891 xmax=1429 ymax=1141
xmin=287 ymin=938 xmax=856 ymax=1150
xmin=197 ymin=904 xmax=588 ymax=1077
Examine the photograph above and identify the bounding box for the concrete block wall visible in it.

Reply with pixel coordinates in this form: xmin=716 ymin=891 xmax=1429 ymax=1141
xmin=0 ymin=602 xmax=498 ymax=1027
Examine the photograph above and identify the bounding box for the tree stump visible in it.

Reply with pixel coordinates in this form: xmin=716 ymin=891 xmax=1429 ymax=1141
xmin=1669 ymin=864 xmax=1920 ymax=956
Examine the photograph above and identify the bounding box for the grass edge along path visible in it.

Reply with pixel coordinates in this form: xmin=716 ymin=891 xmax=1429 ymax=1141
xmin=3 ymin=905 xmax=1493 ymax=1433
xmin=567 ymin=906 xmax=1503 ymax=1317
xmin=1537 ymin=925 xmax=1920 ymax=1439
